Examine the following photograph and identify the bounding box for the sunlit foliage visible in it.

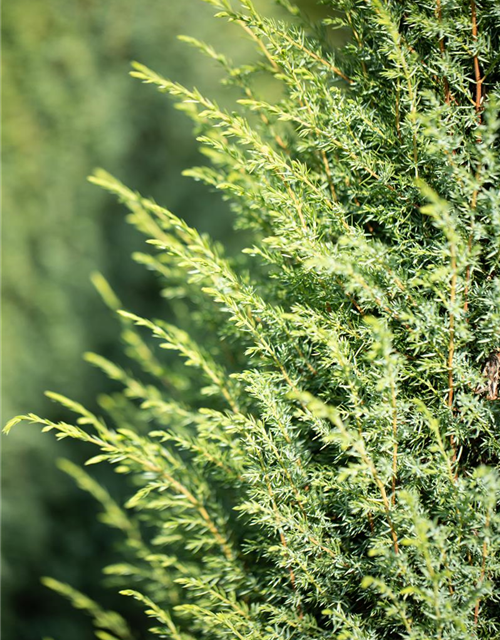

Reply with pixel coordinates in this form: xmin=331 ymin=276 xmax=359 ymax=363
xmin=6 ymin=0 xmax=500 ymax=638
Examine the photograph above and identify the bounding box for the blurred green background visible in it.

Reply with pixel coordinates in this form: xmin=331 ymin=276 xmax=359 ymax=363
xmin=1 ymin=1 xmax=325 ymax=638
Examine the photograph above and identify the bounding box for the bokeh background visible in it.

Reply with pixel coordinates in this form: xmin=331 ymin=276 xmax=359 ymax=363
xmin=2 ymin=1 xmax=327 ymax=638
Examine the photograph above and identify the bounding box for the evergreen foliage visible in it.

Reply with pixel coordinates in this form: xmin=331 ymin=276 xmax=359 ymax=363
xmin=6 ymin=0 xmax=500 ymax=638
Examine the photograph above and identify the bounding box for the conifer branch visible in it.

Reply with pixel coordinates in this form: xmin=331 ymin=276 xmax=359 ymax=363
xmin=6 ymin=2 xmax=500 ymax=636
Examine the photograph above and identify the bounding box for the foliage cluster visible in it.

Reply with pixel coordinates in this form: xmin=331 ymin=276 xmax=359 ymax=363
xmin=6 ymin=0 xmax=500 ymax=638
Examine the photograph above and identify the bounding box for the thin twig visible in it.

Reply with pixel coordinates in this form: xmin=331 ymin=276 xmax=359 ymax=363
xmin=436 ymin=0 xmax=451 ymax=104
xmin=390 ymin=378 xmax=398 ymax=506
xmin=447 ymin=241 xmax=458 ymax=468
xmin=464 ymin=0 xmax=484 ymax=313
xmin=471 ymin=0 xmax=483 ymax=121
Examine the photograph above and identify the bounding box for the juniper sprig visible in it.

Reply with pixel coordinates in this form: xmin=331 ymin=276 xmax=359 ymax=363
xmin=5 ymin=1 xmax=500 ymax=638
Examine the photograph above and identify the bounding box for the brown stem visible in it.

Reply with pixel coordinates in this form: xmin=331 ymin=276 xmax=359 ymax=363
xmin=436 ymin=0 xmax=451 ymax=104
xmin=447 ymin=244 xmax=458 ymax=467
xmin=391 ymin=379 xmax=398 ymax=506
xmin=368 ymin=512 xmax=375 ymax=532
xmin=464 ymin=0 xmax=484 ymax=312
xmin=237 ymin=21 xmax=280 ymax=72
xmin=356 ymin=441 xmax=399 ymax=554
xmin=447 ymin=255 xmax=456 ymax=411
xmin=471 ymin=0 xmax=483 ymax=120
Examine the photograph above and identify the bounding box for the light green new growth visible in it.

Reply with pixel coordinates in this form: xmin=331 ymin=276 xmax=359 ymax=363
xmin=5 ymin=0 xmax=500 ymax=638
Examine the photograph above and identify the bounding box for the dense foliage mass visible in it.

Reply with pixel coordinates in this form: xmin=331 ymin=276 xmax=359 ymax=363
xmin=6 ymin=0 xmax=500 ymax=638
